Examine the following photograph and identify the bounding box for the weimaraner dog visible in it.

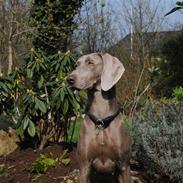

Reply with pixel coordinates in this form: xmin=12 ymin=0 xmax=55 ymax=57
xmin=67 ymin=53 xmax=131 ymax=183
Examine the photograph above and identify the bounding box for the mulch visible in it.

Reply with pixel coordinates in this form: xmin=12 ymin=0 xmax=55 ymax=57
xmin=0 ymin=143 xmax=147 ymax=183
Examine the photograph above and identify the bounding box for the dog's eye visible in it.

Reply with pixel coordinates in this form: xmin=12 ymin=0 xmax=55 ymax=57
xmin=87 ymin=60 xmax=94 ymax=65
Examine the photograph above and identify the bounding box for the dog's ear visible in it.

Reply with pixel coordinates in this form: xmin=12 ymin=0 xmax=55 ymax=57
xmin=100 ymin=53 xmax=125 ymax=91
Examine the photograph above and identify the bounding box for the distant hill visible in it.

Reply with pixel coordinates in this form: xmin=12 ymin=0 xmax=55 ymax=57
xmin=108 ymin=30 xmax=181 ymax=105
xmin=110 ymin=31 xmax=181 ymax=57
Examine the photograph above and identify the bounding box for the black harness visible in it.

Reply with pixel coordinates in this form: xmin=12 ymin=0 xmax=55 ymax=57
xmin=86 ymin=107 xmax=122 ymax=129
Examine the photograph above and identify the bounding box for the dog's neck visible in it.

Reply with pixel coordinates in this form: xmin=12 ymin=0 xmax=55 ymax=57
xmin=86 ymin=83 xmax=119 ymax=119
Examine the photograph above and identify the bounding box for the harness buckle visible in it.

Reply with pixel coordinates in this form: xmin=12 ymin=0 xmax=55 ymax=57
xmin=96 ymin=119 xmax=104 ymax=129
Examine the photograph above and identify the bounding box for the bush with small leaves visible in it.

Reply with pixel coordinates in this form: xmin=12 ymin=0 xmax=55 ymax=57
xmin=127 ymin=101 xmax=183 ymax=182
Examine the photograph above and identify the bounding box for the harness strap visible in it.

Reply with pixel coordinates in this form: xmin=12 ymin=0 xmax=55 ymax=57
xmin=86 ymin=107 xmax=122 ymax=129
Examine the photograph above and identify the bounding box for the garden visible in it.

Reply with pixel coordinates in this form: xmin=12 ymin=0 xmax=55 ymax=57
xmin=0 ymin=1 xmax=183 ymax=183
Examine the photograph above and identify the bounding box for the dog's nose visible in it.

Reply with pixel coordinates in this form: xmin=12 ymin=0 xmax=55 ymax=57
xmin=67 ymin=75 xmax=75 ymax=85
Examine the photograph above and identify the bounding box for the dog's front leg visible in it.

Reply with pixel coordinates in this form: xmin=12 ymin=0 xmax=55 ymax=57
xmin=79 ymin=163 xmax=90 ymax=183
xmin=118 ymin=165 xmax=131 ymax=183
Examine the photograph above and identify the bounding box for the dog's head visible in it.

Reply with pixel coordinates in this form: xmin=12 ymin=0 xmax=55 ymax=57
xmin=67 ymin=53 xmax=125 ymax=91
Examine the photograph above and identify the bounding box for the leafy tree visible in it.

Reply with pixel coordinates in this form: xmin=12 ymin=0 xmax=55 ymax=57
xmin=155 ymin=31 xmax=183 ymax=97
xmin=30 ymin=0 xmax=84 ymax=53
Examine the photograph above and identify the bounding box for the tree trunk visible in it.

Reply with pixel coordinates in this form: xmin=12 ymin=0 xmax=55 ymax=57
xmin=0 ymin=63 xmax=2 ymax=75
xmin=8 ymin=40 xmax=13 ymax=74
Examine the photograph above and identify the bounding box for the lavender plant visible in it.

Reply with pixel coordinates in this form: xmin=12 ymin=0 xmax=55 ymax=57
xmin=128 ymin=101 xmax=183 ymax=182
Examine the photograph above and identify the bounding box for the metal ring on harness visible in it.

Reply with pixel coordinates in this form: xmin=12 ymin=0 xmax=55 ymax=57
xmin=96 ymin=119 xmax=104 ymax=129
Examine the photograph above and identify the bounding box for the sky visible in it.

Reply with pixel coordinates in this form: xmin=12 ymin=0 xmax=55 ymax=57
xmin=108 ymin=0 xmax=183 ymax=37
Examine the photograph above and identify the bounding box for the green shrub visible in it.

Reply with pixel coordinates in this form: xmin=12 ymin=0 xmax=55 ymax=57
xmin=128 ymin=101 xmax=183 ymax=182
xmin=172 ymin=86 xmax=183 ymax=101
xmin=156 ymin=31 xmax=183 ymax=97
xmin=29 ymin=150 xmax=71 ymax=181
xmin=30 ymin=153 xmax=58 ymax=181
xmin=0 ymin=50 xmax=86 ymax=149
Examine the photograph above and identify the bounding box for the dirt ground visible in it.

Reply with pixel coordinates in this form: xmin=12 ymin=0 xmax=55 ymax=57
xmin=0 ymin=143 xmax=147 ymax=183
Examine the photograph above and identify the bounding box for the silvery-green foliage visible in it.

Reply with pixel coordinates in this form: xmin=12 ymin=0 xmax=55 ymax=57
xmin=128 ymin=101 xmax=183 ymax=182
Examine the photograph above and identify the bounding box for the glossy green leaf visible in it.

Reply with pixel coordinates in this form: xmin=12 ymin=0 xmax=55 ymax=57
xmin=61 ymin=158 xmax=71 ymax=166
xmin=38 ymin=75 xmax=44 ymax=88
xmin=60 ymin=88 xmax=65 ymax=102
xmin=27 ymin=69 xmax=33 ymax=78
xmin=16 ymin=123 xmax=24 ymax=136
xmin=79 ymin=90 xmax=87 ymax=100
xmin=63 ymin=99 xmax=69 ymax=114
xmin=23 ymin=117 xmax=29 ymax=129
xmin=35 ymin=97 xmax=47 ymax=113
xmin=28 ymin=120 xmax=36 ymax=137
xmin=0 ymin=82 xmax=9 ymax=93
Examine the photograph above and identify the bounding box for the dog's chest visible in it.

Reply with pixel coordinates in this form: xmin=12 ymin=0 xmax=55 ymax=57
xmin=87 ymin=128 xmax=120 ymax=159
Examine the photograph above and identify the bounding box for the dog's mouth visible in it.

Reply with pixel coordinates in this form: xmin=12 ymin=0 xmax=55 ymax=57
xmin=67 ymin=78 xmax=97 ymax=92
